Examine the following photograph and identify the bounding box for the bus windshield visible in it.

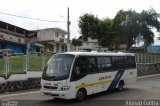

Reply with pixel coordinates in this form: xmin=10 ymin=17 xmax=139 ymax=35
xmin=42 ymin=54 xmax=75 ymax=80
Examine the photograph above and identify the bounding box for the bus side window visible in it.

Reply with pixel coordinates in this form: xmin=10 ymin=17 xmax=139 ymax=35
xmin=87 ymin=57 xmax=97 ymax=73
xmin=97 ymin=57 xmax=111 ymax=72
xmin=125 ymin=56 xmax=136 ymax=68
xmin=112 ymin=56 xmax=125 ymax=70
xmin=71 ymin=57 xmax=88 ymax=81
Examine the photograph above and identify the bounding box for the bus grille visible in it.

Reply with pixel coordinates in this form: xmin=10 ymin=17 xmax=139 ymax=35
xmin=43 ymin=86 xmax=58 ymax=90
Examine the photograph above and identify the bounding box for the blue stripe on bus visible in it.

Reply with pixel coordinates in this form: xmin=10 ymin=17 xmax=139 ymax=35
xmin=107 ymin=69 xmax=125 ymax=90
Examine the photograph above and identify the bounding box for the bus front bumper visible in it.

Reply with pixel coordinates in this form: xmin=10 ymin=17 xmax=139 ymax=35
xmin=41 ymin=88 xmax=75 ymax=99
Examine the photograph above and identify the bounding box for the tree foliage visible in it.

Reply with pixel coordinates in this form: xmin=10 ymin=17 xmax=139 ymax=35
xmin=140 ymin=9 xmax=160 ymax=50
xmin=113 ymin=8 xmax=160 ymax=51
xmin=71 ymin=38 xmax=82 ymax=47
xmin=113 ymin=10 xmax=141 ymax=50
xmin=78 ymin=13 xmax=115 ymax=50
xmin=78 ymin=13 xmax=100 ymax=40
xmin=78 ymin=9 xmax=160 ymax=52
xmin=97 ymin=18 xmax=114 ymax=49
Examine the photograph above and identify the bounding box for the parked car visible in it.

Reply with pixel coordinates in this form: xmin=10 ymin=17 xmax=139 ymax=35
xmin=0 ymin=49 xmax=15 ymax=57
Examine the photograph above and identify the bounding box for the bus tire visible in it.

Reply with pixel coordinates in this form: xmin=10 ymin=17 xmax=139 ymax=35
xmin=118 ymin=81 xmax=124 ymax=91
xmin=76 ymin=89 xmax=87 ymax=101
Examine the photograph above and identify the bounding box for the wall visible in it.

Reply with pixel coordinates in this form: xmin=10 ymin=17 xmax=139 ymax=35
xmin=37 ymin=28 xmax=67 ymax=42
xmin=1 ymin=63 xmax=160 ymax=93
xmin=0 ymin=41 xmax=26 ymax=53
xmin=0 ymin=32 xmax=25 ymax=44
xmin=37 ymin=29 xmax=54 ymax=41
xmin=137 ymin=63 xmax=160 ymax=76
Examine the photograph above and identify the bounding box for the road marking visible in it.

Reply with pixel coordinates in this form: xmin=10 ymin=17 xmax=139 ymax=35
xmin=0 ymin=91 xmax=41 ymax=99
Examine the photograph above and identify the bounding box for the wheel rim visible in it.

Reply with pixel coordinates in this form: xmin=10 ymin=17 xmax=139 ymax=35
xmin=118 ymin=83 xmax=123 ymax=91
xmin=77 ymin=91 xmax=85 ymax=101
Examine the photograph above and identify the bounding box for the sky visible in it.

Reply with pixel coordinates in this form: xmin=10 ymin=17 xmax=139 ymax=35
xmin=0 ymin=0 xmax=160 ymax=45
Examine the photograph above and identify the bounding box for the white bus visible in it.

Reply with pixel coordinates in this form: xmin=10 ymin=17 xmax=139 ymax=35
xmin=41 ymin=52 xmax=137 ymax=101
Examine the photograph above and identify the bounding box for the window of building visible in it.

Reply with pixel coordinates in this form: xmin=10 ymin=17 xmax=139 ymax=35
xmin=62 ymin=34 xmax=64 ymax=38
xmin=56 ymin=32 xmax=59 ymax=37
xmin=49 ymin=46 xmax=53 ymax=52
xmin=0 ymin=35 xmax=3 ymax=38
xmin=61 ymin=46 xmax=64 ymax=52
xmin=18 ymin=38 xmax=21 ymax=42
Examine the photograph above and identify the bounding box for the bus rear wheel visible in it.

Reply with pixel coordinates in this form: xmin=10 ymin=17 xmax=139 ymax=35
xmin=118 ymin=81 xmax=124 ymax=91
xmin=76 ymin=89 xmax=86 ymax=101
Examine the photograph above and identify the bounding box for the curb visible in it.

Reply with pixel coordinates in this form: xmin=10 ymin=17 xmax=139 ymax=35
xmin=137 ymin=74 xmax=160 ymax=79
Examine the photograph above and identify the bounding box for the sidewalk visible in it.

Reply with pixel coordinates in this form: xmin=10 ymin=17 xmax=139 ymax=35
xmin=0 ymin=71 xmax=42 ymax=83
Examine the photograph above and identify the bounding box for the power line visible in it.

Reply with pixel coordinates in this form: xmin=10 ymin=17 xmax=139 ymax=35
xmin=0 ymin=11 xmax=80 ymax=34
xmin=0 ymin=11 xmax=66 ymax=23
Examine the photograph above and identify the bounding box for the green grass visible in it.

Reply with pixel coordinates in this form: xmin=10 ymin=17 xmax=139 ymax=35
xmin=10 ymin=56 xmax=24 ymax=73
xmin=28 ymin=54 xmax=52 ymax=71
xmin=29 ymin=55 xmax=42 ymax=71
xmin=0 ymin=54 xmax=52 ymax=78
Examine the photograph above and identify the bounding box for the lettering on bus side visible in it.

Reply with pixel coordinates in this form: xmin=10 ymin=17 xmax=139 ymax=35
xmin=99 ymin=75 xmax=111 ymax=81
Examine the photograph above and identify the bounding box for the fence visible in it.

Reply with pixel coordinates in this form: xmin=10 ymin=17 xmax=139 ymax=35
xmin=28 ymin=52 xmax=52 ymax=71
xmin=0 ymin=52 xmax=53 ymax=78
xmin=135 ymin=53 xmax=160 ymax=63
xmin=0 ymin=52 xmax=160 ymax=78
xmin=0 ymin=58 xmax=4 ymax=77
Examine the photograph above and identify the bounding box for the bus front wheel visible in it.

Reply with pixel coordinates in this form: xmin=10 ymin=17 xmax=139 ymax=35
xmin=76 ymin=89 xmax=86 ymax=101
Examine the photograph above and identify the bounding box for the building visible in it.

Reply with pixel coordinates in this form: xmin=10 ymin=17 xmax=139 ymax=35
xmin=130 ymin=45 xmax=160 ymax=53
xmin=78 ymin=37 xmax=99 ymax=51
xmin=72 ymin=37 xmax=129 ymax=52
xmin=0 ymin=20 xmax=37 ymax=53
xmin=77 ymin=37 xmax=108 ymax=52
xmin=0 ymin=20 xmax=69 ymax=54
xmin=37 ymin=28 xmax=68 ymax=53
xmin=147 ymin=45 xmax=160 ymax=53
xmin=25 ymin=32 xmax=44 ymax=53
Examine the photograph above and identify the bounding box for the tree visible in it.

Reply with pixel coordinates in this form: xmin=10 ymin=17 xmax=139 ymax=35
xmin=97 ymin=18 xmax=115 ymax=50
xmin=78 ymin=14 xmax=115 ymax=50
xmin=139 ymin=8 xmax=160 ymax=52
xmin=78 ymin=13 xmax=100 ymax=40
xmin=113 ymin=9 xmax=140 ymax=51
xmin=78 ymin=9 xmax=160 ymax=52
xmin=71 ymin=38 xmax=82 ymax=49
xmin=113 ymin=9 xmax=160 ymax=52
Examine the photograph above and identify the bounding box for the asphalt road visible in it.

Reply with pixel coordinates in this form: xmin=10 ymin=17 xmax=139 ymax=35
xmin=0 ymin=74 xmax=160 ymax=106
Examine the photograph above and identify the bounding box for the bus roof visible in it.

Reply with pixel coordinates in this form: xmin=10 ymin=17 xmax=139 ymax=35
xmin=58 ymin=52 xmax=135 ymax=56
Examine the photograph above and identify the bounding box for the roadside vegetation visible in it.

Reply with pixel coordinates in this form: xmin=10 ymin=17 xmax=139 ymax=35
xmin=72 ymin=8 xmax=160 ymax=52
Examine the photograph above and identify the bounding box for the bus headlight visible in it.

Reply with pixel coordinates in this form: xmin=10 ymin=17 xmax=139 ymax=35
xmin=61 ymin=86 xmax=70 ymax=91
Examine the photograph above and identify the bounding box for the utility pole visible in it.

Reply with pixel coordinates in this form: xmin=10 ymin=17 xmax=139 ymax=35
xmin=67 ymin=7 xmax=70 ymax=51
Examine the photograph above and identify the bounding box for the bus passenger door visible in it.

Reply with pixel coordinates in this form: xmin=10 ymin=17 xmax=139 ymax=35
xmin=70 ymin=56 xmax=97 ymax=95
xmin=71 ymin=64 xmax=95 ymax=95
